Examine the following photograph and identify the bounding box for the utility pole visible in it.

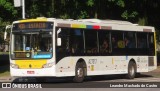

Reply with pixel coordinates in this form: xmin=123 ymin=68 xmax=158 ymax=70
xmin=22 ymin=0 xmax=25 ymax=19
xmin=14 ymin=0 xmax=25 ymax=19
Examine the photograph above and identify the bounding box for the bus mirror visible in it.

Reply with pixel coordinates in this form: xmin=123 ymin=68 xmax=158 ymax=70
xmin=57 ymin=38 xmax=61 ymax=46
xmin=4 ymin=25 xmax=12 ymax=40
xmin=4 ymin=31 xmax=7 ymax=40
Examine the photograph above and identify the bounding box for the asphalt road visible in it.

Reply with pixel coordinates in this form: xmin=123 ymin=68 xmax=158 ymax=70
xmin=0 ymin=73 xmax=156 ymax=88
xmin=0 ymin=74 xmax=160 ymax=91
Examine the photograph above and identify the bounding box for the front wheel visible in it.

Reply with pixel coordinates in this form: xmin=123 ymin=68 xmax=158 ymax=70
xmin=73 ymin=62 xmax=85 ymax=83
xmin=126 ymin=61 xmax=136 ymax=79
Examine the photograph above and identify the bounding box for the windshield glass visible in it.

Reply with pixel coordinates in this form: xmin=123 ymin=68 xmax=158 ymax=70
xmin=11 ymin=22 xmax=53 ymax=59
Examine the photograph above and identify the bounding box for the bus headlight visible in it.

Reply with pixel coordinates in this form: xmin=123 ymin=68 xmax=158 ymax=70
xmin=10 ymin=63 xmax=19 ymax=69
xmin=42 ymin=62 xmax=54 ymax=68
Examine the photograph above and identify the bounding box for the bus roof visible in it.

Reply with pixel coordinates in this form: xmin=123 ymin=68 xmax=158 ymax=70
xmin=13 ymin=17 xmax=133 ymax=25
xmin=13 ymin=17 xmax=155 ymax=32
xmin=77 ymin=19 xmax=133 ymax=25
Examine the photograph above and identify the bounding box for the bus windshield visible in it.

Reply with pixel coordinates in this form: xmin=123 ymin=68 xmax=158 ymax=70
xmin=11 ymin=22 xmax=53 ymax=59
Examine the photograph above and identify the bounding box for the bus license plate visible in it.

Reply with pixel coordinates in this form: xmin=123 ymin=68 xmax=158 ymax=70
xmin=27 ymin=71 xmax=35 ymax=74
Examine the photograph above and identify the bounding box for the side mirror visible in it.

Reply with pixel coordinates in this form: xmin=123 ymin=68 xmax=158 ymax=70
xmin=57 ymin=38 xmax=61 ymax=46
xmin=4 ymin=25 xmax=12 ymax=40
xmin=4 ymin=31 xmax=7 ymax=40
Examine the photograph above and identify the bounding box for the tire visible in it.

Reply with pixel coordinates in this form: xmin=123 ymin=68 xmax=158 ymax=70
xmin=73 ymin=62 xmax=85 ymax=83
xmin=126 ymin=61 xmax=136 ymax=79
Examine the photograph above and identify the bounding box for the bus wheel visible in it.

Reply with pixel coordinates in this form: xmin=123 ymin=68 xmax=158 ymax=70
xmin=73 ymin=62 xmax=85 ymax=83
xmin=126 ymin=61 xmax=136 ymax=79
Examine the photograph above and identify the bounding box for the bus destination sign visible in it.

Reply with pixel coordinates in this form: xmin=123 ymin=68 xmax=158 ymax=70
xmin=13 ymin=22 xmax=53 ymax=30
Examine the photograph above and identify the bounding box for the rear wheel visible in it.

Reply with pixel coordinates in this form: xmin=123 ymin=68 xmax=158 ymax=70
xmin=126 ymin=61 xmax=136 ymax=79
xmin=73 ymin=62 xmax=85 ymax=83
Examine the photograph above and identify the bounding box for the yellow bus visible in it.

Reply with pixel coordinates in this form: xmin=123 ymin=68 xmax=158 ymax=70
xmin=10 ymin=17 xmax=157 ymax=82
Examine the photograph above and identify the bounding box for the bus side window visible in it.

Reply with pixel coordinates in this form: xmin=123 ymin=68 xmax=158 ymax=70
xmin=148 ymin=33 xmax=155 ymax=55
xmin=111 ymin=31 xmax=125 ymax=55
xmin=71 ymin=40 xmax=79 ymax=53
xmin=100 ymin=39 xmax=109 ymax=53
xmin=137 ymin=33 xmax=147 ymax=48
xmin=70 ymin=29 xmax=84 ymax=54
xmin=112 ymin=32 xmax=124 ymax=49
xmin=99 ymin=31 xmax=110 ymax=54
xmin=137 ymin=38 xmax=145 ymax=48
xmin=56 ymin=28 xmax=70 ymax=54
xmin=124 ymin=32 xmax=136 ymax=48
xmin=111 ymin=37 xmax=117 ymax=48
xmin=85 ymin=30 xmax=98 ymax=54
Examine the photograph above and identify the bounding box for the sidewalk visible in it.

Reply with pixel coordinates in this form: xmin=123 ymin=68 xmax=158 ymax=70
xmin=0 ymin=76 xmax=13 ymax=82
xmin=0 ymin=64 xmax=11 ymax=82
xmin=150 ymin=66 xmax=160 ymax=72
xmin=140 ymin=66 xmax=160 ymax=78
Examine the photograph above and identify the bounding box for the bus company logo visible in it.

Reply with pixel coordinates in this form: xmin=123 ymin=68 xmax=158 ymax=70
xmin=2 ymin=83 xmax=11 ymax=88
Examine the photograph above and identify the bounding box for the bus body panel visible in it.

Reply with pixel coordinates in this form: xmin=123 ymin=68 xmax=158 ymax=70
xmin=10 ymin=55 xmax=156 ymax=77
xmin=55 ymin=56 xmax=156 ymax=77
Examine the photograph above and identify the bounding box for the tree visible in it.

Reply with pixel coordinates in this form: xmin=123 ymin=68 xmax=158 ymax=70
xmin=0 ymin=0 xmax=18 ymax=21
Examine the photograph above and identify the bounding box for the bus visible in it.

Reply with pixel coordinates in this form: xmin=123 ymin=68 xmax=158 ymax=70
xmin=10 ymin=17 xmax=157 ymax=82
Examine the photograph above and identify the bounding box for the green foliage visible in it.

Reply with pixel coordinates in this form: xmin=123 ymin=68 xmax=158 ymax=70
xmin=59 ymin=13 xmax=70 ymax=19
xmin=121 ymin=10 xmax=138 ymax=20
xmin=0 ymin=0 xmax=18 ymax=19
xmin=0 ymin=0 xmax=159 ymax=32
xmin=116 ymin=0 xmax=125 ymax=7
xmin=108 ymin=0 xmax=125 ymax=7
xmin=29 ymin=4 xmax=39 ymax=18
xmin=78 ymin=11 xmax=89 ymax=19
xmin=86 ymin=0 xmax=94 ymax=7
xmin=138 ymin=17 xmax=148 ymax=26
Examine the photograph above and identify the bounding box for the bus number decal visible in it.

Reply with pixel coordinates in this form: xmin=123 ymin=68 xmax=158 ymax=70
xmin=88 ymin=59 xmax=97 ymax=64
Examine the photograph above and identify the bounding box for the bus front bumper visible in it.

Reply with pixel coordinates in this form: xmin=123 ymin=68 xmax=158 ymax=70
xmin=10 ymin=66 xmax=56 ymax=77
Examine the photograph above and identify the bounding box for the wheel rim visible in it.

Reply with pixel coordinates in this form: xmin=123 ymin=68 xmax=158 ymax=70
xmin=130 ymin=66 xmax=135 ymax=76
xmin=77 ymin=68 xmax=83 ymax=78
